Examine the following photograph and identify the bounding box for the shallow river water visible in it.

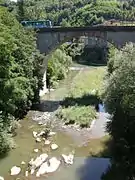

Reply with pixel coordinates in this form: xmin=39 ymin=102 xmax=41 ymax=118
xmin=0 ymin=68 xmax=109 ymax=180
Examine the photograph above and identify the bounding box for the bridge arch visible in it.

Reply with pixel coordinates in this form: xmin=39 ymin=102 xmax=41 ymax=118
xmin=37 ymin=30 xmax=109 ymax=54
xmin=38 ymin=31 xmax=109 ymax=96
xmin=37 ymin=26 xmax=135 ymax=95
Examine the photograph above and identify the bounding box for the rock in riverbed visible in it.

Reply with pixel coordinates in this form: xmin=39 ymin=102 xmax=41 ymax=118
xmin=45 ymin=140 xmax=51 ymax=145
xmin=36 ymin=137 xmax=41 ymax=142
xmin=49 ymin=132 xmax=56 ymax=136
xmin=32 ymin=131 xmax=37 ymax=138
xmin=51 ymin=143 xmax=58 ymax=150
xmin=21 ymin=161 xmax=26 ymax=165
xmin=25 ymin=171 xmax=28 ymax=177
xmin=38 ymin=122 xmax=44 ymax=125
xmin=29 ymin=153 xmax=48 ymax=170
xmin=36 ymin=157 xmax=61 ymax=177
xmin=34 ymin=149 xmax=39 ymax=153
xmin=0 ymin=176 xmax=4 ymax=180
xmin=10 ymin=166 xmax=21 ymax=175
xmin=37 ymin=131 xmax=45 ymax=137
xmin=62 ymin=153 xmax=74 ymax=165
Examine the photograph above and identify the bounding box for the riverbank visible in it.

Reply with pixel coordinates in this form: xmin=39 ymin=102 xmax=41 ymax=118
xmin=0 ymin=65 xmax=109 ymax=180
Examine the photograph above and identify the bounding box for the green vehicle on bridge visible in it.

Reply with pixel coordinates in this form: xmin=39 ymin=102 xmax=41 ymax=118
xmin=21 ymin=20 xmax=52 ymax=28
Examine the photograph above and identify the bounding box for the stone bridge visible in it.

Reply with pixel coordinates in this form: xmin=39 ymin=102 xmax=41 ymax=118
xmin=37 ymin=26 xmax=135 ymax=54
xmin=37 ymin=26 xmax=135 ymax=96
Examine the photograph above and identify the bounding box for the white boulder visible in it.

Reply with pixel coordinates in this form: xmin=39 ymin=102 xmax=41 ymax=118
xmin=32 ymin=131 xmax=37 ymax=138
xmin=49 ymin=132 xmax=56 ymax=136
xmin=28 ymin=158 xmax=34 ymax=166
xmin=21 ymin=161 xmax=25 ymax=165
xmin=51 ymin=143 xmax=58 ymax=150
xmin=50 ymin=88 xmax=54 ymax=92
xmin=36 ymin=157 xmax=60 ymax=177
xmin=37 ymin=131 xmax=45 ymax=137
xmin=10 ymin=166 xmax=21 ymax=176
xmin=25 ymin=171 xmax=28 ymax=177
xmin=38 ymin=122 xmax=43 ymax=125
xmin=45 ymin=140 xmax=51 ymax=145
xmin=30 ymin=153 xmax=48 ymax=170
xmin=34 ymin=149 xmax=39 ymax=153
xmin=62 ymin=153 xmax=74 ymax=165
xmin=48 ymin=157 xmax=60 ymax=172
xmin=0 ymin=176 xmax=4 ymax=180
xmin=30 ymin=168 xmax=35 ymax=175
xmin=36 ymin=137 xmax=41 ymax=142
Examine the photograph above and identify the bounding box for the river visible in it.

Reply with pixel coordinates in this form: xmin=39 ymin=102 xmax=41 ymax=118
xmin=0 ymin=66 xmax=109 ymax=180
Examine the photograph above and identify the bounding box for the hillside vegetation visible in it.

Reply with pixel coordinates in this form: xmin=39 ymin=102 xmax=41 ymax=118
xmin=9 ymin=0 xmax=135 ymax=26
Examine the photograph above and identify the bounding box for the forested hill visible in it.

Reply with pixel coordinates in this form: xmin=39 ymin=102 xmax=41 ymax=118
xmin=7 ymin=0 xmax=135 ymax=26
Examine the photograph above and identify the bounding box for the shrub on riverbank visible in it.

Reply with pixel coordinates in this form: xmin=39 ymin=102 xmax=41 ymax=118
xmin=56 ymin=67 xmax=106 ymax=127
xmin=0 ymin=132 xmax=13 ymax=156
xmin=102 ymin=43 xmax=135 ymax=179
xmin=0 ymin=114 xmax=16 ymax=156
xmin=47 ymin=48 xmax=72 ymax=88
xmin=57 ymin=106 xmax=96 ymax=128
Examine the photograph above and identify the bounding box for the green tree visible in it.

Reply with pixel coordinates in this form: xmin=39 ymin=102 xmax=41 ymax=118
xmin=0 ymin=6 xmax=44 ymax=156
xmin=47 ymin=48 xmax=72 ymax=87
xmin=102 ymin=43 xmax=135 ymax=179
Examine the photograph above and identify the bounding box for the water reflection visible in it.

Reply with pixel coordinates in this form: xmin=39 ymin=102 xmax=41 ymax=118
xmin=77 ymin=157 xmax=110 ymax=180
xmin=45 ymin=157 xmax=110 ymax=180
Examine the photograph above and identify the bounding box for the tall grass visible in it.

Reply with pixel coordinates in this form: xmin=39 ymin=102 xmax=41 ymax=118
xmin=56 ymin=67 xmax=106 ymax=127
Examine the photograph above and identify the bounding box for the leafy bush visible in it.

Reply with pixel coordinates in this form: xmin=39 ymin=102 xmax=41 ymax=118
xmin=102 ymin=43 xmax=135 ymax=179
xmin=47 ymin=48 xmax=72 ymax=87
xmin=56 ymin=106 xmax=97 ymax=128
xmin=104 ymin=43 xmax=135 ymax=114
xmin=8 ymin=120 xmax=21 ymax=136
xmin=0 ymin=131 xmax=16 ymax=156
xmin=0 ymin=114 xmax=16 ymax=156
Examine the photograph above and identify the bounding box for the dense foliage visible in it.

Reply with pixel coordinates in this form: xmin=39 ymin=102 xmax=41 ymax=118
xmin=10 ymin=0 xmax=135 ymax=26
xmin=71 ymin=0 xmax=135 ymax=26
xmin=57 ymin=105 xmax=96 ymax=128
xmin=0 ymin=6 xmax=44 ymax=155
xmin=102 ymin=43 xmax=135 ymax=179
xmin=47 ymin=48 xmax=72 ymax=88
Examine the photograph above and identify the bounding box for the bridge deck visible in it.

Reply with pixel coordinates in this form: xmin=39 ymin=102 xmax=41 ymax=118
xmin=37 ymin=26 xmax=135 ymax=33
